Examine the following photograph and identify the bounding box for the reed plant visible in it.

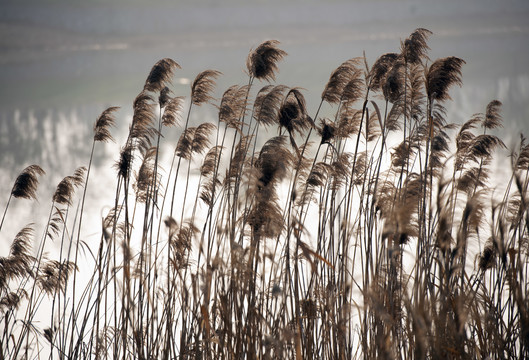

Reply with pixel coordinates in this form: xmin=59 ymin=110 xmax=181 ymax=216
xmin=1 ymin=29 xmax=528 ymax=359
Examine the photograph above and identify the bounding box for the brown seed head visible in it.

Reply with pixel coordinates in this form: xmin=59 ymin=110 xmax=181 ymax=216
xmin=246 ymin=40 xmax=287 ymax=81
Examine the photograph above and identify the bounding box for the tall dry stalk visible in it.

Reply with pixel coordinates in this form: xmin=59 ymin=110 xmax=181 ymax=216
xmin=1 ymin=32 xmax=528 ymax=360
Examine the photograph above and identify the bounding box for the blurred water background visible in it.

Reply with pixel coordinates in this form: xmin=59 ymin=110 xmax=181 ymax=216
xmin=1 ymin=0 xmax=528 ymax=247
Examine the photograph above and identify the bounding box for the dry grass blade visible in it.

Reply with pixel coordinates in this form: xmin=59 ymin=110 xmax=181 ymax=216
xmin=246 ymin=40 xmax=287 ymax=81
xmin=365 ymin=105 xmax=381 ymax=142
xmin=11 ymin=165 xmax=45 ymax=200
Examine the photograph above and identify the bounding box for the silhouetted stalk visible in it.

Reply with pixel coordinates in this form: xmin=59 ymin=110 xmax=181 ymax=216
xmin=0 ymin=194 xmax=12 ymax=233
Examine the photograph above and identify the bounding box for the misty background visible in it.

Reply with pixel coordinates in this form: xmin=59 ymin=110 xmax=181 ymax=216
xmin=1 ymin=0 xmax=528 ymax=246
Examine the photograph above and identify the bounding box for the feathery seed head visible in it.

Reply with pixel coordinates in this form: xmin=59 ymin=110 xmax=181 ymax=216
xmin=369 ymin=53 xmax=399 ymax=91
xmin=425 ymin=56 xmax=465 ymax=102
xmin=322 ymin=58 xmax=363 ymax=104
xmin=401 ymin=28 xmax=432 ymax=65
xmin=484 ymin=100 xmax=503 ymax=130
xmin=52 ymin=167 xmax=86 ymax=205
xmin=191 ymin=70 xmax=222 ymax=106
xmin=246 ymin=40 xmax=287 ymax=81
xmin=93 ymin=106 xmax=119 ymax=143
xmin=11 ymin=165 xmax=45 ymax=200
xmin=162 ymin=96 xmax=185 ymax=127
xmin=159 ymin=86 xmax=173 ymax=108
xmin=144 ymin=58 xmax=181 ymax=93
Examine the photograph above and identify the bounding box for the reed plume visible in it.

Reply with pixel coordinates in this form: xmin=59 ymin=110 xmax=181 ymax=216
xmin=483 ymin=99 xmax=503 ymax=130
xmin=248 ymin=136 xmax=292 ymax=238
xmin=191 ymin=70 xmax=222 ymax=106
xmin=219 ymin=85 xmax=250 ymax=130
xmin=52 ymin=167 xmax=86 ymax=206
xmin=131 ymin=90 xmax=157 ymax=153
xmin=162 ymin=95 xmax=185 ymax=127
xmin=143 ymin=58 xmax=181 ymax=93
xmin=0 ymin=225 xmax=34 ymax=289
xmin=93 ymin=106 xmax=120 ymax=143
xmin=116 ymin=144 xmax=134 ymax=180
xmin=382 ymin=59 xmax=405 ymax=103
xmin=368 ymin=53 xmax=399 ymax=91
xmin=1 ymin=165 xmax=45 ymax=231
xmin=322 ymin=58 xmax=363 ymax=104
xmin=191 ymin=122 xmax=216 ymax=155
xmin=159 ymin=86 xmax=173 ymax=108
xmin=200 ymin=145 xmax=224 ymax=178
xmin=253 ymin=85 xmax=288 ymax=127
xmin=134 ymin=147 xmax=158 ymax=203
xmin=401 ymin=28 xmax=432 ymax=65
xmin=10 ymin=165 xmax=45 ymax=200
xmin=37 ymin=260 xmax=77 ymax=296
xmin=246 ymin=40 xmax=287 ymax=81
xmin=2 ymin=30 xmax=528 ymax=360
xmin=425 ymin=56 xmax=465 ymax=102
xmin=176 ymin=127 xmax=197 ymax=160
xmin=279 ymin=88 xmax=313 ymax=152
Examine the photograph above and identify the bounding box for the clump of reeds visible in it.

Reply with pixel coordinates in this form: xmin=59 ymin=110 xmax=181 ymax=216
xmin=1 ymin=31 xmax=528 ymax=360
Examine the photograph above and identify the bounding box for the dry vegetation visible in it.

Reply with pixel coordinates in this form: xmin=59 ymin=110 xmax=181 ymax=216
xmin=1 ymin=30 xmax=528 ymax=359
